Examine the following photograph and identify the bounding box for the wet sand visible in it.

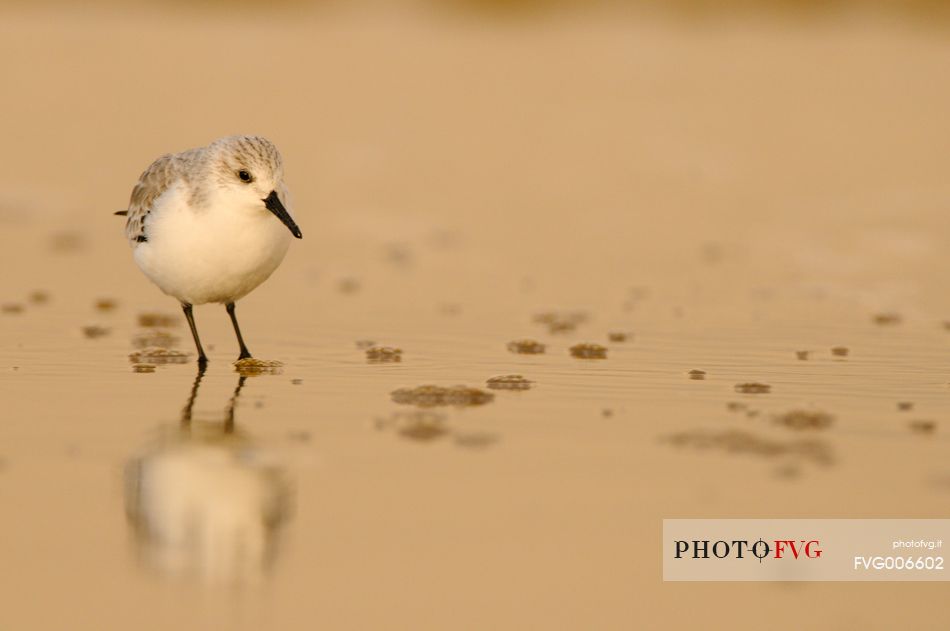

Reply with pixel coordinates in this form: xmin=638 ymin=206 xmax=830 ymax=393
xmin=1 ymin=5 xmax=950 ymax=629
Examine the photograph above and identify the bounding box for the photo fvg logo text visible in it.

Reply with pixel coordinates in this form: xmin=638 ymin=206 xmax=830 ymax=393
xmin=663 ymin=519 xmax=950 ymax=582
xmin=674 ymin=538 xmax=822 ymax=561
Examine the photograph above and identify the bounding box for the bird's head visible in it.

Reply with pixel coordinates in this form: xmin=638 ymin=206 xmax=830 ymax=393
xmin=210 ymin=135 xmax=302 ymax=239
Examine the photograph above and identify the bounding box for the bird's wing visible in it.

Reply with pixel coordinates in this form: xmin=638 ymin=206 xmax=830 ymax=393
xmin=124 ymin=154 xmax=179 ymax=245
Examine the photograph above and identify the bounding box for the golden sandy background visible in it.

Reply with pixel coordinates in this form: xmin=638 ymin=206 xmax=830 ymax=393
xmin=0 ymin=2 xmax=949 ymax=629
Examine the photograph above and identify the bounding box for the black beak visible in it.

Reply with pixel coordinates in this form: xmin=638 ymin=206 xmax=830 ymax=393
xmin=263 ymin=190 xmax=302 ymax=239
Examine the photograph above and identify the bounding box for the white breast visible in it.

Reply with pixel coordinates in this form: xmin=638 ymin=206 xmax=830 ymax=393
xmin=133 ymin=184 xmax=292 ymax=305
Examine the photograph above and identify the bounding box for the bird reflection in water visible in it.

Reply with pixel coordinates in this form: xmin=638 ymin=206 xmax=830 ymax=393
xmin=124 ymin=365 xmax=293 ymax=583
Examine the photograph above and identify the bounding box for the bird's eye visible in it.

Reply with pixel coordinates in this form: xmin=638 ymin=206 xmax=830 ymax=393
xmin=238 ymin=170 xmax=253 ymax=183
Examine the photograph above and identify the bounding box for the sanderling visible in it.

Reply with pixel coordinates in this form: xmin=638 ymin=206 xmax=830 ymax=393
xmin=117 ymin=136 xmax=302 ymax=365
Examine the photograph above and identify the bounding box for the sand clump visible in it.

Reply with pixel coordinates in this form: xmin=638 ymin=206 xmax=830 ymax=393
xmin=391 ymin=384 xmax=494 ymax=408
xmin=81 ymin=325 xmax=110 ymax=339
xmin=533 ymin=311 xmax=588 ymax=334
xmin=375 ymin=410 xmax=499 ymax=448
xmin=234 ymin=358 xmax=283 ymax=376
xmin=909 ymin=420 xmax=936 ymax=434
xmin=734 ymin=382 xmax=771 ymax=394
xmin=49 ymin=231 xmax=84 ymax=253
xmin=398 ymin=412 xmax=450 ymax=441
xmin=872 ymin=312 xmax=901 ymax=325
xmin=128 ymin=348 xmax=189 ymax=365
xmin=453 ymin=432 xmax=500 ymax=449
xmin=486 ymin=374 xmax=533 ymax=390
xmin=137 ymin=312 xmax=179 ymax=328
xmin=774 ymin=409 xmax=834 ymax=431
xmin=337 ymin=277 xmax=361 ymax=294
xmin=375 ymin=410 xmax=449 ymax=442
xmin=95 ymin=298 xmax=118 ymax=312
xmin=570 ymin=343 xmax=607 ymax=359
xmin=507 ymin=339 xmax=546 ymax=354
xmin=366 ymin=346 xmax=402 ymax=363
xmin=666 ymin=429 xmax=833 ymax=466
xmin=132 ymin=330 xmax=178 ymax=349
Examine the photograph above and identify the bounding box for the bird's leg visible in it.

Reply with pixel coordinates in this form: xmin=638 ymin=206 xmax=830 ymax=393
xmin=225 ymin=302 xmax=252 ymax=360
xmin=181 ymin=302 xmax=208 ymax=365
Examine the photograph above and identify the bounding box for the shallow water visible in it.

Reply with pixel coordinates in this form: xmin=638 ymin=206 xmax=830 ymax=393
xmin=2 ymin=6 xmax=950 ymax=630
